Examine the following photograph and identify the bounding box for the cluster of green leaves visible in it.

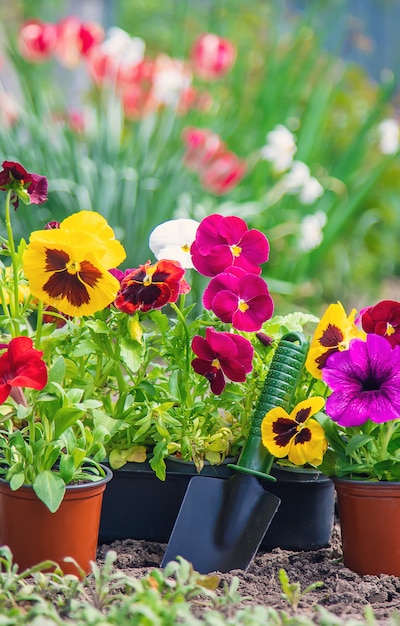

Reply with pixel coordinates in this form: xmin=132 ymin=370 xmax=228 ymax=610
xmin=317 ymin=413 xmax=400 ymax=482
xmin=0 ymin=546 xmax=393 ymax=625
xmin=1 ymin=1 xmax=399 ymax=310
xmin=0 ymin=355 xmax=109 ymax=512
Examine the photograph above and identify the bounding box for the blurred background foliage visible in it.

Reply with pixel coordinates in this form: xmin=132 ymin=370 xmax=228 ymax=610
xmin=0 ymin=0 xmax=400 ymax=315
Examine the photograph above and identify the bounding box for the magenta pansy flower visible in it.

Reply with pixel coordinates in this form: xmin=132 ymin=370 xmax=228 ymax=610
xmin=322 ymin=333 xmax=400 ymax=427
xmin=360 ymin=300 xmax=400 ymax=348
xmin=203 ymin=266 xmax=274 ymax=332
xmin=190 ymin=213 xmax=269 ymax=277
xmin=191 ymin=326 xmax=254 ymax=395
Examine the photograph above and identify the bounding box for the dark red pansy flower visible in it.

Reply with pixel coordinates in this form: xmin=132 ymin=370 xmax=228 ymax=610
xmin=0 ymin=161 xmax=48 ymax=209
xmin=191 ymin=326 xmax=253 ymax=395
xmin=361 ymin=300 xmax=400 ymax=347
xmin=114 ymin=259 xmax=187 ymax=313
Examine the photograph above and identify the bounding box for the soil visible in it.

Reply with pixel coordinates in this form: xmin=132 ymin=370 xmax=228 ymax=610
xmin=97 ymin=520 xmax=400 ymax=624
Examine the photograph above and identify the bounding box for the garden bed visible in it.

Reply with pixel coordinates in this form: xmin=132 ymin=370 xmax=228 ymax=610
xmin=97 ymin=520 xmax=400 ymax=623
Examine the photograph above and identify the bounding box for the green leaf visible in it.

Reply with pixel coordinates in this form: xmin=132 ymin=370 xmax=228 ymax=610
xmin=47 ymin=356 xmax=66 ymax=386
xmin=54 ymin=407 xmax=84 ymax=438
xmin=10 ymin=472 xmax=25 ymax=491
xmin=33 ymin=471 xmax=66 ymax=513
xmin=345 ymin=434 xmax=374 ymax=455
xmin=59 ymin=454 xmax=76 ymax=483
xmin=120 ymin=336 xmax=145 ymax=374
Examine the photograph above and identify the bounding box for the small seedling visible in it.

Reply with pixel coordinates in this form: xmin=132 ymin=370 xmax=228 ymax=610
xmin=279 ymin=568 xmax=324 ymax=611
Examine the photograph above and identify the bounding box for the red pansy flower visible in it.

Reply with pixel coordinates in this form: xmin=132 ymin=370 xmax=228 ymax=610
xmin=360 ymin=300 xmax=400 ymax=348
xmin=0 ymin=337 xmax=48 ymax=404
xmin=190 ymin=213 xmax=269 ymax=276
xmin=203 ymin=266 xmax=274 ymax=332
xmin=0 ymin=161 xmax=48 ymax=209
xmin=114 ymin=259 xmax=189 ymax=313
xmin=191 ymin=327 xmax=254 ymax=395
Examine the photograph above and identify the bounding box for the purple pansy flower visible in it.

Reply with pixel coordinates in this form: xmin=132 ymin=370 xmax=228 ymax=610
xmin=322 ymin=333 xmax=400 ymax=427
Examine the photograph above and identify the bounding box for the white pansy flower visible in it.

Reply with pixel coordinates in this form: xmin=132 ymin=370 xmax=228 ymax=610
xmin=378 ymin=118 xmax=399 ymax=155
xmin=260 ymin=124 xmax=297 ymax=173
xmin=149 ymin=218 xmax=200 ymax=268
xmin=298 ymin=211 xmax=327 ymax=251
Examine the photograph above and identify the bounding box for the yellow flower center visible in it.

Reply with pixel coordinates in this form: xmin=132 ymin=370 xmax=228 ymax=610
xmin=211 ymin=358 xmax=220 ymax=369
xmin=230 ymin=244 xmax=242 ymax=257
xmin=143 ymin=265 xmax=157 ymax=286
xmin=386 ymin=322 xmax=395 ymax=336
xmin=181 ymin=243 xmax=190 ymax=252
xmin=238 ymin=299 xmax=249 ymax=312
xmin=66 ymin=259 xmax=80 ymax=275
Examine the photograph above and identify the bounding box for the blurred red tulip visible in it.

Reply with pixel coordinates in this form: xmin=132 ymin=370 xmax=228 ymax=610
xmin=191 ymin=33 xmax=236 ymax=81
xmin=18 ymin=19 xmax=57 ymax=62
xmin=55 ymin=16 xmax=104 ymax=68
xmin=200 ymin=151 xmax=246 ymax=195
xmin=182 ymin=127 xmax=225 ymax=171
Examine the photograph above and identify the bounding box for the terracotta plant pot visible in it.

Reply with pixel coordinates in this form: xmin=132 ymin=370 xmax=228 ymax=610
xmin=0 ymin=465 xmax=113 ymax=576
xmin=334 ymin=478 xmax=400 ymax=576
xmin=260 ymin=465 xmax=335 ymax=551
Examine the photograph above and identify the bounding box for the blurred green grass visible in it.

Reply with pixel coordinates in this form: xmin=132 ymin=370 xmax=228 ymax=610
xmin=1 ymin=0 xmax=399 ymax=313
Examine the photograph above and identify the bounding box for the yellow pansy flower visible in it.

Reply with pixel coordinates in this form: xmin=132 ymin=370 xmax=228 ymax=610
xmin=261 ymin=397 xmax=327 ymax=467
xmin=305 ymin=301 xmax=365 ymax=379
xmin=22 ymin=211 xmax=126 ymax=317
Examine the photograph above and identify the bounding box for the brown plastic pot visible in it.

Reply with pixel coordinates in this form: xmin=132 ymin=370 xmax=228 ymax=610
xmin=0 ymin=465 xmax=112 ymax=577
xmin=334 ymin=478 xmax=400 ymax=576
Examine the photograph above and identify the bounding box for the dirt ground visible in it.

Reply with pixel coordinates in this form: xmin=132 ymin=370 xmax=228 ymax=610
xmin=97 ymin=520 xmax=400 ymax=624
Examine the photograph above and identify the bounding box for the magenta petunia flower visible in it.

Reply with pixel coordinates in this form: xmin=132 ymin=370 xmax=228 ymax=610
xmin=322 ymin=333 xmax=400 ymax=427
xmin=191 ymin=326 xmax=254 ymax=395
xmin=190 ymin=213 xmax=269 ymax=277
xmin=360 ymin=300 xmax=400 ymax=348
xmin=0 ymin=161 xmax=48 ymax=209
xmin=203 ymin=266 xmax=273 ymax=331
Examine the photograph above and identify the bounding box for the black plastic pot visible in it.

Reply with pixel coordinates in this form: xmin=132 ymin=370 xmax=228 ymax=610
xmin=260 ymin=465 xmax=335 ymax=551
xmin=99 ymin=460 xmax=335 ymax=551
xmin=98 ymin=458 xmax=234 ymax=544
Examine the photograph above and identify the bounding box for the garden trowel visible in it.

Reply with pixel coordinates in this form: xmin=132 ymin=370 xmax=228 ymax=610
xmin=161 ymin=332 xmax=309 ymax=574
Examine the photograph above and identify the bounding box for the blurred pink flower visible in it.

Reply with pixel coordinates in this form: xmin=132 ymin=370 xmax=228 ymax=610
xmin=200 ymin=150 xmax=246 ymax=195
xmin=182 ymin=127 xmax=225 ymax=171
xmin=55 ymin=16 xmax=104 ymax=68
xmin=190 ymin=213 xmax=269 ymax=276
xmin=18 ymin=19 xmax=57 ymax=62
xmin=191 ymin=33 xmax=236 ymax=81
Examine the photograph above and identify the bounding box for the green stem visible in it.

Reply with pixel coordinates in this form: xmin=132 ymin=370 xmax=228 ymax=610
xmin=170 ymin=301 xmax=191 ymax=375
xmin=4 ymin=189 xmax=20 ymax=336
xmin=35 ymin=299 xmax=44 ymax=349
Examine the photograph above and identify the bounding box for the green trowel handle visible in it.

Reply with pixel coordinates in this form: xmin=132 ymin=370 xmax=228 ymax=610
xmin=228 ymin=332 xmax=309 ymax=481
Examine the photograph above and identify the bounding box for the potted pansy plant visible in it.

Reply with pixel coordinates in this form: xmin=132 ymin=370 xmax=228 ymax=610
xmin=302 ymin=300 xmax=400 ymax=576
xmin=93 ymin=212 xmax=332 ymax=545
xmin=0 ymin=160 xmax=127 ymax=575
